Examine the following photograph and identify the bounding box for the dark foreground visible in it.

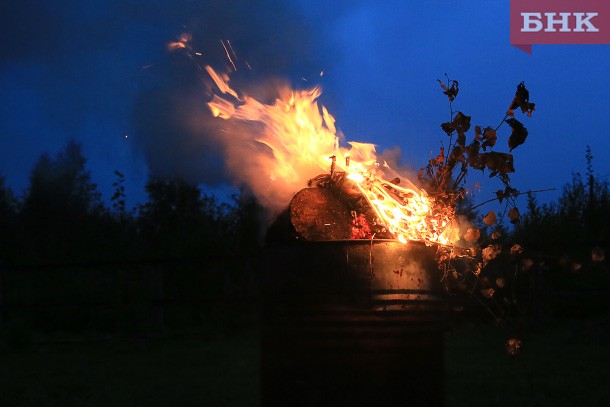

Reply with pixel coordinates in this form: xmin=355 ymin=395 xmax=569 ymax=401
xmin=1 ymin=316 xmax=610 ymax=406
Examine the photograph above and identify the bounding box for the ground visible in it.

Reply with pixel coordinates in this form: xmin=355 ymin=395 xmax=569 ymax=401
xmin=1 ymin=315 xmax=609 ymax=406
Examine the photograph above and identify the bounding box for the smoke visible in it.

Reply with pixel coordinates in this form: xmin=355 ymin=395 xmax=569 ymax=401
xmin=131 ymin=0 xmax=337 ymax=192
xmin=0 ymin=0 xmax=347 ymax=202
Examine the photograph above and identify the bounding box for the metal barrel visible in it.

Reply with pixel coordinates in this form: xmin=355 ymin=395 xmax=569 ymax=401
xmin=262 ymin=240 xmax=445 ymax=407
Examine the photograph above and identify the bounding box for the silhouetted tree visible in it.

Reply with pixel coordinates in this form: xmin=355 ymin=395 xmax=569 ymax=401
xmin=227 ymin=191 xmax=264 ymax=252
xmin=111 ymin=170 xmax=127 ymax=216
xmin=0 ymin=175 xmax=18 ymax=262
xmin=20 ymin=139 xmax=107 ymax=263
xmin=513 ymin=147 xmax=610 ymax=316
xmin=518 ymin=147 xmax=610 ymax=255
xmin=138 ymin=177 xmax=232 ymax=258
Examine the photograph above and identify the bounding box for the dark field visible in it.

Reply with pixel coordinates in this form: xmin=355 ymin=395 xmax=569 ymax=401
xmin=1 ymin=316 xmax=610 ymax=406
xmin=445 ymin=315 xmax=610 ymax=406
xmin=0 ymin=331 xmax=260 ymax=407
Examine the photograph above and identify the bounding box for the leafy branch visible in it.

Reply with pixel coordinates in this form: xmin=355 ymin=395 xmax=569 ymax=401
xmin=423 ymin=77 xmax=545 ymax=346
xmin=419 ymin=78 xmax=536 ymax=225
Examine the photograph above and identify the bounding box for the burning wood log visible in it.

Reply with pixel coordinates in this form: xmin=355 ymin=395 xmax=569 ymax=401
xmin=267 ymin=173 xmax=393 ymax=243
xmin=288 ymin=187 xmax=353 ymax=241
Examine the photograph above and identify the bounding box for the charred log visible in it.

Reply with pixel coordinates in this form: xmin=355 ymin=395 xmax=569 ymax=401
xmin=289 ymin=187 xmax=354 ymax=241
xmin=266 ymin=174 xmax=393 ymax=243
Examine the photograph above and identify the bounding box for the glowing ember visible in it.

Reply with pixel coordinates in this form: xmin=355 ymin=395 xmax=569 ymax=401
xmin=206 ymin=66 xmax=457 ymax=245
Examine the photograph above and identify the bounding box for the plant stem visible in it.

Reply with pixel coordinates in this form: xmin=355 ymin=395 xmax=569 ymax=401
xmin=465 ymin=188 xmax=556 ymax=213
xmin=495 ymin=114 xmax=509 ymax=132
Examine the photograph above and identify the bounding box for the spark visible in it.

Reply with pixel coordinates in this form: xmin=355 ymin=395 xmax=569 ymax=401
xmin=226 ymin=40 xmax=239 ymax=61
xmin=220 ymin=40 xmax=237 ymax=71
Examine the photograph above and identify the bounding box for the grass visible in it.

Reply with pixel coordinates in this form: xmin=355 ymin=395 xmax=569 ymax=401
xmin=0 ymin=332 xmax=260 ymax=407
xmin=1 ymin=315 xmax=610 ymax=406
xmin=445 ymin=315 xmax=610 ymax=406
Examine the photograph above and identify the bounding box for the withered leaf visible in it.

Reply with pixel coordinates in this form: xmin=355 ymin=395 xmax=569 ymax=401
xmin=495 ymin=278 xmax=506 ymax=288
xmin=508 ymin=82 xmax=535 ymax=117
xmin=465 ymin=140 xmax=481 ymax=158
xmin=454 ymin=112 xmax=471 ymax=133
xmin=521 ymin=258 xmax=534 ymax=271
xmin=496 ymin=189 xmax=505 ymax=203
xmin=506 ymin=118 xmax=528 ymax=151
xmin=506 ymin=338 xmax=523 ymax=356
xmin=463 ymin=227 xmax=481 ymax=243
xmin=592 ymin=247 xmax=606 ymax=262
xmin=468 ymin=155 xmax=484 ymax=171
xmin=508 ymin=207 xmax=520 ymax=224
xmin=504 ymin=187 xmax=519 ymax=197
xmin=481 ymin=127 xmax=497 ymax=150
xmin=491 ymin=230 xmax=502 ymax=240
xmin=441 ymin=112 xmax=471 ymax=141
xmin=480 ymin=287 xmax=495 ymax=298
xmin=482 ymin=152 xmax=515 ymax=176
xmin=510 ymin=244 xmax=523 ymax=255
xmin=482 ymin=244 xmax=502 ymax=264
xmin=449 ymin=146 xmax=465 ymax=165
xmin=483 ymin=211 xmax=497 ymax=226
xmin=438 ymin=79 xmax=459 ymax=101
xmin=456 ymin=132 xmax=466 ymax=147
xmin=441 ymin=122 xmax=454 ymax=136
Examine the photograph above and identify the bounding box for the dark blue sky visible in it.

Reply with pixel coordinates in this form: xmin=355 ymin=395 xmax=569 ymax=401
xmin=1 ymin=0 xmax=609 ymax=210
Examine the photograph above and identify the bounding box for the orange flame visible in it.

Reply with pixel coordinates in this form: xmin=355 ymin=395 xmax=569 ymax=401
xmin=206 ymin=66 xmax=456 ymax=245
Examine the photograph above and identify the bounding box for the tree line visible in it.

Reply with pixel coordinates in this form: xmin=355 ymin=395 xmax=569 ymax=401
xmin=0 ymin=139 xmax=261 ymax=268
xmin=1 ymin=139 xmax=609 ymax=277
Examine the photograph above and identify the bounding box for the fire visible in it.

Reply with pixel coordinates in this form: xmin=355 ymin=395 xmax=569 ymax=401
xmin=206 ymin=66 xmax=456 ymax=245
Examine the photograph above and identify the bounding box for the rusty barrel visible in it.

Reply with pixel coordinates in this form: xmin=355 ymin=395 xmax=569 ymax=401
xmin=262 ymin=240 xmax=445 ymax=407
